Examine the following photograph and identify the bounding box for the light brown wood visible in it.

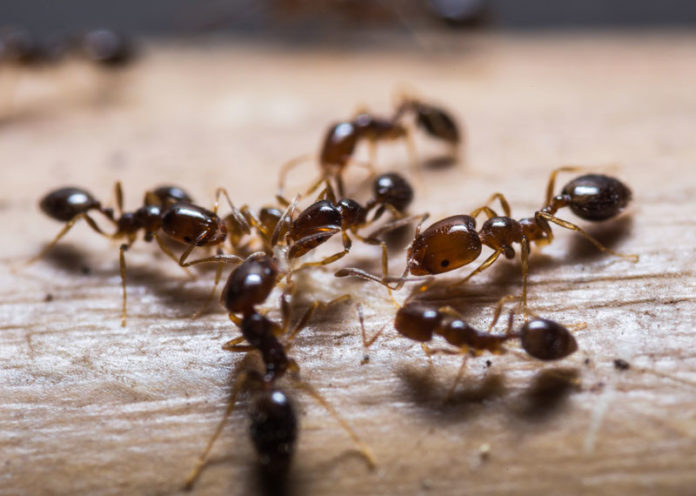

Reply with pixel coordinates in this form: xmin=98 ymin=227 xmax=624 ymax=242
xmin=1 ymin=33 xmax=695 ymax=495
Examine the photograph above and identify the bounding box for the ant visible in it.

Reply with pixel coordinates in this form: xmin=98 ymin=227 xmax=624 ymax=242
xmin=270 ymin=173 xmax=421 ymax=280
xmin=279 ymin=95 xmax=461 ymax=197
xmin=28 ymin=183 xmax=250 ymax=325
xmin=359 ymin=294 xmax=578 ymax=396
xmin=338 ymin=167 xmax=638 ymax=314
xmin=184 ymin=253 xmax=375 ymax=489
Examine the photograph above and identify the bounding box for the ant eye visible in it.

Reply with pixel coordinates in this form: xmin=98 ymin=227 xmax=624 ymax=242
xmin=440 ymin=259 xmax=450 ymax=268
xmin=183 ymin=236 xmax=192 ymax=243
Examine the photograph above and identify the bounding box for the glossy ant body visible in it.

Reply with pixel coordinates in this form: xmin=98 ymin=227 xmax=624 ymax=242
xmin=338 ymin=167 xmax=638 ymax=313
xmin=279 ymin=96 xmax=461 ymax=196
xmin=29 ymin=183 xmax=250 ymax=325
xmin=184 ymin=253 xmax=375 ymax=489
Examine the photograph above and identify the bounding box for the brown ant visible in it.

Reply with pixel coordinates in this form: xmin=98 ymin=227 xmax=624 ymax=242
xmin=184 ymin=253 xmax=375 ymax=489
xmin=269 ymin=173 xmax=421 ymax=282
xmin=338 ymin=167 xmax=638 ymax=314
xmin=278 ymin=96 xmax=460 ymax=197
xmin=359 ymin=294 xmax=578 ymax=396
xmin=28 ymin=183 xmax=250 ymax=325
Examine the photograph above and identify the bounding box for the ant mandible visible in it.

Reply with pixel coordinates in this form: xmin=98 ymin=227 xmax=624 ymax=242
xmin=338 ymin=167 xmax=638 ymax=314
xmin=28 ymin=183 xmax=250 ymax=325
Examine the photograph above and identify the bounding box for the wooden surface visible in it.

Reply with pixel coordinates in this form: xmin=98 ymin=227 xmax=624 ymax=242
xmin=1 ymin=33 xmax=695 ymax=496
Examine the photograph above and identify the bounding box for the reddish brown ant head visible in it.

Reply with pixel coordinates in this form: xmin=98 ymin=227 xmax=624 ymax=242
xmin=561 ymin=174 xmax=632 ymax=221
xmin=320 ymin=121 xmax=358 ymax=169
xmin=407 ymin=215 xmax=482 ymax=275
xmin=221 ymin=254 xmax=279 ymax=315
xmin=394 ymin=303 xmax=442 ymax=342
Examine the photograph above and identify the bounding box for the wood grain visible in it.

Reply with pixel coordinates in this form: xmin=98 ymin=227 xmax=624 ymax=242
xmin=1 ymin=33 xmax=695 ymax=496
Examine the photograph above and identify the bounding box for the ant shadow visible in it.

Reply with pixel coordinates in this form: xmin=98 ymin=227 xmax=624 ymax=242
xmin=40 ymin=243 xmax=228 ymax=319
xmin=394 ymin=361 xmax=581 ymax=428
xmin=421 ymin=155 xmax=459 ymax=171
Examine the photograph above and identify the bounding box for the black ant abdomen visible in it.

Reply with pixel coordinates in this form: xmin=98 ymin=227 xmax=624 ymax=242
xmin=560 ymin=174 xmax=632 ymax=221
xmin=39 ymin=187 xmax=106 ymax=222
xmin=519 ymin=318 xmax=578 ymax=361
xmin=221 ymin=254 xmax=279 ymax=315
xmin=248 ymin=387 xmax=298 ymax=475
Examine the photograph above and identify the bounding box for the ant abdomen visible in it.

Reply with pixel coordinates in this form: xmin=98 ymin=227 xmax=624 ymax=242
xmin=320 ymin=122 xmax=358 ymax=169
xmin=249 ymin=388 xmax=298 ymax=474
xmin=372 ymin=172 xmax=414 ymax=214
xmin=407 ymin=215 xmax=481 ymax=275
xmin=561 ymin=174 xmax=632 ymax=221
xmin=288 ymin=200 xmax=342 ymax=259
xmin=413 ymin=103 xmax=460 ymax=145
xmin=221 ymin=254 xmax=279 ymax=315
xmin=39 ymin=187 xmax=102 ymax=222
xmin=519 ymin=318 xmax=578 ymax=360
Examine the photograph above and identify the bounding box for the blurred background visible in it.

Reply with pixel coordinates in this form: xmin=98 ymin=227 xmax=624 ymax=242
xmin=2 ymin=0 xmax=696 ymax=40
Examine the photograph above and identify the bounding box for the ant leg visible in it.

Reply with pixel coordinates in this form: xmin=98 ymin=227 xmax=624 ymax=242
xmin=118 ymin=241 xmax=134 ymax=327
xmin=520 ymin=237 xmax=531 ymax=318
xmin=292 ymin=378 xmax=377 ymax=469
xmin=278 ymin=153 xmax=316 ymax=195
xmin=357 ymin=303 xmax=388 ymax=348
xmin=183 ymin=369 xmax=250 ymax=490
xmin=190 ymin=251 xmax=226 ymax=319
xmin=214 ymin=188 xmax=250 ymax=235
xmin=363 ymin=212 xmax=428 ymax=241
xmin=444 ymin=355 xmax=468 ymax=402
xmin=153 ymin=234 xmax=194 ymax=278
xmin=469 ymin=206 xmax=498 ymax=221
xmin=113 ymin=181 xmax=124 ymax=217
xmin=403 ymin=131 xmax=423 ymax=187
xmin=284 ymin=294 xmax=351 ymax=348
xmin=535 ymin=212 xmax=639 ymax=262
xmin=221 ymin=335 xmax=246 ymax=350
xmin=176 ymin=232 xmax=245 ymax=268
xmin=25 ymin=212 xmax=109 ymax=266
xmin=488 ymin=294 xmax=521 ymax=333
xmin=292 ymin=231 xmax=351 ymax=273
xmin=454 ymin=249 xmax=503 ymax=287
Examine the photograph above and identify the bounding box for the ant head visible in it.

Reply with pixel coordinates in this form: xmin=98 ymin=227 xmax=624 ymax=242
xmin=520 ymin=318 xmax=578 ymax=361
xmin=221 ymin=254 xmax=279 ymax=315
xmin=249 ymin=387 xmax=298 ymax=474
xmin=408 ymin=215 xmax=482 ymax=275
xmin=259 ymin=206 xmax=284 ymax=237
xmin=395 ymin=303 xmax=442 ymax=342
xmin=373 ymin=172 xmax=414 ymax=213
xmin=561 ymin=174 xmax=632 ymax=221
xmin=413 ymin=103 xmax=460 ymax=145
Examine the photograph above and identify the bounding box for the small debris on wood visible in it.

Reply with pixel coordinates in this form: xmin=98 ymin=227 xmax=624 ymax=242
xmin=614 ymin=359 xmax=630 ymax=371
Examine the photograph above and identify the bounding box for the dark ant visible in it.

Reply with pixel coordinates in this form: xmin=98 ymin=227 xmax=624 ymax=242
xmin=279 ymin=96 xmax=460 ymax=197
xmin=270 ymin=173 xmax=421 ymax=281
xmin=80 ymin=29 xmax=134 ymax=67
xmin=338 ymin=167 xmax=638 ymax=314
xmin=28 ymin=183 xmax=250 ymax=325
xmin=393 ymin=94 xmax=462 ymax=158
xmin=360 ymin=294 xmax=578 ymax=395
xmin=184 ymin=254 xmax=374 ymax=489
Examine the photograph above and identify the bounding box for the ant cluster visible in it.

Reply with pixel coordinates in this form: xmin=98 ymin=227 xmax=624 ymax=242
xmin=28 ymin=95 xmax=638 ymax=489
